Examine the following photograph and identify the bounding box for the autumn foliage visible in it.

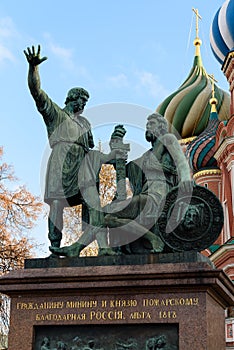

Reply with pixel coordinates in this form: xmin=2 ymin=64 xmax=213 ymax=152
xmin=0 ymin=147 xmax=43 ymax=345
xmin=0 ymin=147 xmax=43 ymax=274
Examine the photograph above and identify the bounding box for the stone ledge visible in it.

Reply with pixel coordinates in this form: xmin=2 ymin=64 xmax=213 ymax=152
xmin=24 ymin=251 xmax=214 ymax=269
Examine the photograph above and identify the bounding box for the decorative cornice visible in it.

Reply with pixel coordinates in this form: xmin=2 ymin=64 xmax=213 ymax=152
xmin=193 ymin=169 xmax=221 ymax=179
xmin=214 ymin=137 xmax=234 ymax=160
xmin=223 ymin=263 xmax=234 ymax=273
xmin=210 ymin=243 xmax=234 ymax=263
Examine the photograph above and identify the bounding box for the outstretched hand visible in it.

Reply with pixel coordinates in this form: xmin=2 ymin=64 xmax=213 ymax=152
xmin=23 ymin=45 xmax=47 ymax=66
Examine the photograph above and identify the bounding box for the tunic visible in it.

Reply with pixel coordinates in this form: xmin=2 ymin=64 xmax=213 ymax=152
xmin=35 ymin=90 xmax=94 ymax=204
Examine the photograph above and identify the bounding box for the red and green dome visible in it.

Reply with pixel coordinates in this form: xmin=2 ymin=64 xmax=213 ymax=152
xmin=186 ymin=108 xmax=220 ymax=173
xmin=156 ymin=44 xmax=230 ymax=139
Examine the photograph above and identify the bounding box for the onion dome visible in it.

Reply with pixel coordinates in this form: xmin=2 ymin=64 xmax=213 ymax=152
xmin=186 ymin=89 xmax=220 ymax=173
xmin=156 ymin=9 xmax=230 ymax=139
xmin=210 ymin=0 xmax=234 ymax=65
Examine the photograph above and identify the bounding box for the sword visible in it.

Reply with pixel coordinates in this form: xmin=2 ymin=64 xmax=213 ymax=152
xmin=109 ymin=125 xmax=130 ymax=201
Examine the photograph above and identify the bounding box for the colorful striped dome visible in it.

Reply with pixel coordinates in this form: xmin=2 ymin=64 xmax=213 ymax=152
xmin=210 ymin=0 xmax=234 ymax=65
xmin=156 ymin=16 xmax=230 ymax=140
xmin=186 ymin=108 xmax=220 ymax=173
xmin=156 ymin=53 xmax=229 ymax=139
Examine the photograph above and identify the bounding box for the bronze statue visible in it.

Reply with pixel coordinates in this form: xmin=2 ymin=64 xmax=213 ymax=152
xmin=50 ymin=113 xmax=193 ymax=257
xmin=105 ymin=113 xmax=193 ymax=254
xmin=25 ymin=46 xmax=223 ymax=257
xmin=24 ymin=45 xmax=94 ymax=249
xmin=24 ymin=45 xmax=122 ymax=254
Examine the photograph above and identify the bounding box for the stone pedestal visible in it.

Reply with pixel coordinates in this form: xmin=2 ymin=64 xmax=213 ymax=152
xmin=0 ymin=253 xmax=234 ymax=350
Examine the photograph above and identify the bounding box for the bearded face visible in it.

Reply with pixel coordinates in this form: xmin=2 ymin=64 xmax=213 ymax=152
xmin=182 ymin=207 xmax=200 ymax=230
xmin=145 ymin=129 xmax=156 ymax=142
xmin=72 ymin=95 xmax=88 ymax=114
xmin=145 ymin=117 xmax=167 ymax=143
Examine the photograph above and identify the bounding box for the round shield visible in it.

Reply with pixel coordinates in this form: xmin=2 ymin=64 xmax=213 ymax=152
xmin=157 ymin=185 xmax=224 ymax=252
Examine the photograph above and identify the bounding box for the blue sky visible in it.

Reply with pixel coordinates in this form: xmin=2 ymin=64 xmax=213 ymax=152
xmin=0 ymin=0 xmax=228 ymax=256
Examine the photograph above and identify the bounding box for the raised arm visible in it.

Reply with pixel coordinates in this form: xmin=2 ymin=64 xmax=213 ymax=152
xmin=23 ymin=45 xmax=47 ymax=101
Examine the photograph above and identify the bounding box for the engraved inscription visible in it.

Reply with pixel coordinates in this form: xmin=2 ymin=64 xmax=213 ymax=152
xmin=15 ymin=295 xmax=200 ymax=323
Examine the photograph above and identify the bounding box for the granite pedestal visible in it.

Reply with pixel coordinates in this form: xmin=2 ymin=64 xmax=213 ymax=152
xmin=0 ymin=252 xmax=233 ymax=349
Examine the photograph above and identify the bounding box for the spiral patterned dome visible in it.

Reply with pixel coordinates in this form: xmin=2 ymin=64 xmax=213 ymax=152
xmin=210 ymin=0 xmax=234 ymax=65
xmin=156 ymin=52 xmax=230 ymax=139
xmin=186 ymin=106 xmax=220 ymax=173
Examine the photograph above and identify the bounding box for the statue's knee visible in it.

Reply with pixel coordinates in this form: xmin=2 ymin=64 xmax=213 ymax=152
xmin=104 ymin=214 xmax=112 ymax=226
xmin=104 ymin=214 xmax=120 ymax=228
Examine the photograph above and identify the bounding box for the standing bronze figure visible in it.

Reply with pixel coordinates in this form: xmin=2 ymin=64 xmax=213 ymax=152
xmin=24 ymin=45 xmax=96 ymax=249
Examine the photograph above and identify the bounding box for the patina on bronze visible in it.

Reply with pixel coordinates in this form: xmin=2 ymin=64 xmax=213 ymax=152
xmin=157 ymin=184 xmax=224 ymax=252
xmin=24 ymin=45 xmax=126 ymax=255
xmin=50 ymin=113 xmax=194 ymax=257
xmin=23 ymin=45 xmax=94 ymax=249
xmin=35 ymin=324 xmax=178 ymax=349
xmin=24 ymin=45 xmax=224 ymax=257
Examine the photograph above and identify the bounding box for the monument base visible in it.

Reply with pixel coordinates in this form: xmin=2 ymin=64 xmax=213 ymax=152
xmin=0 ymin=252 xmax=233 ymax=349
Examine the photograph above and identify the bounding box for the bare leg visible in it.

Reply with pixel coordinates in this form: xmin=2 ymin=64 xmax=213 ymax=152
xmin=49 ymin=242 xmax=85 ymax=257
xmin=48 ymin=200 xmax=64 ymax=247
xmin=49 ymin=186 xmax=117 ymax=257
xmin=105 ymin=215 xmax=164 ymax=253
xmin=49 ymin=224 xmax=119 ymax=257
xmin=49 ymin=225 xmax=117 ymax=257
